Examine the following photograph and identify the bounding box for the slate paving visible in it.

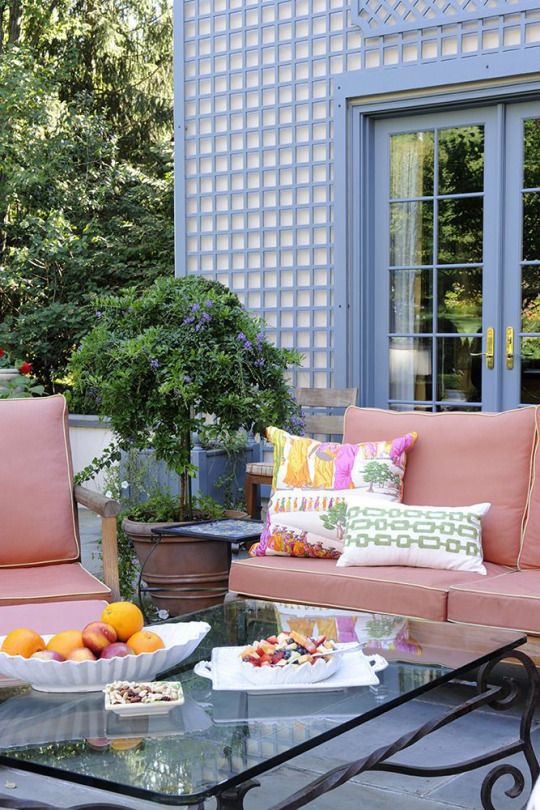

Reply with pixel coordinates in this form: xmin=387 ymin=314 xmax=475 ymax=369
xmin=0 ymin=507 xmax=537 ymax=809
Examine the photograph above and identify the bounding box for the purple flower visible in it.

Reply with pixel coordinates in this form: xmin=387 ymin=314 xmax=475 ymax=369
xmin=243 ymin=340 xmax=252 ymax=350
xmin=191 ymin=303 xmax=200 ymax=312
xmin=150 ymin=358 xmax=160 ymax=370
xmin=205 ymin=299 xmax=214 ymax=307
xmin=96 ymin=310 xmax=103 ymax=318
xmin=183 ymin=315 xmax=195 ymax=325
xmin=237 ymin=332 xmax=246 ymax=341
xmin=254 ymin=358 xmax=265 ymax=367
xmin=183 ymin=375 xmax=192 ymax=383
xmin=201 ymin=312 xmax=211 ymax=323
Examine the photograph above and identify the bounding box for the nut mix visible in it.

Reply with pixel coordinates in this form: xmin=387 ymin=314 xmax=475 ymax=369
xmin=240 ymin=630 xmax=336 ymax=667
xmin=104 ymin=680 xmax=183 ymax=704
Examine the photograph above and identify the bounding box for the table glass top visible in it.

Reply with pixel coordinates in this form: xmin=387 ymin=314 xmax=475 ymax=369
xmin=0 ymin=599 xmax=525 ymax=805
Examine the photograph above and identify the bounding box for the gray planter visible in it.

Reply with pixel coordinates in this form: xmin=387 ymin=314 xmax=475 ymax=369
xmin=120 ymin=436 xmax=262 ymax=507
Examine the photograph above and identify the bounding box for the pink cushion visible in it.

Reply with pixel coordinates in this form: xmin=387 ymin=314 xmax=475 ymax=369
xmin=229 ymin=557 xmax=509 ymax=621
xmin=0 ymin=599 xmax=109 ymax=635
xmin=0 ymin=563 xmax=111 ymax=606
xmin=0 ymin=395 xmax=80 ymax=566
xmin=519 ymin=408 xmax=540 ymax=568
xmin=343 ymin=407 xmax=537 ymax=567
xmin=448 ymin=570 xmax=540 ymax=633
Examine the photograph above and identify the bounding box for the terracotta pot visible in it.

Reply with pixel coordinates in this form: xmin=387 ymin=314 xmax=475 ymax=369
xmin=123 ymin=518 xmax=231 ymax=617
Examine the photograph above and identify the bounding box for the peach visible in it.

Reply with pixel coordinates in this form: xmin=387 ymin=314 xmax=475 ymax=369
xmin=100 ymin=642 xmax=134 ymax=659
xmin=67 ymin=647 xmax=97 ymax=662
xmin=82 ymin=621 xmax=117 ymax=656
xmin=31 ymin=650 xmax=65 ymax=662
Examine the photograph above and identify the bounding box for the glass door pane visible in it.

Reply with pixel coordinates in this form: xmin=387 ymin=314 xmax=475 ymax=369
xmin=520 ymin=117 xmax=540 ymax=403
xmin=374 ymin=110 xmax=498 ymax=412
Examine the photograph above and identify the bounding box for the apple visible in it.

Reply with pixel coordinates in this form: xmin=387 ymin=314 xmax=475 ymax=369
xmin=31 ymin=650 xmax=65 ymax=662
xmin=82 ymin=621 xmax=117 ymax=655
xmin=100 ymin=642 xmax=134 ymax=659
xmin=67 ymin=647 xmax=97 ymax=662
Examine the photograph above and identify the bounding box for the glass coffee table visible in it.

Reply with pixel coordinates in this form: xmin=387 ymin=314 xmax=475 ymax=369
xmin=0 ymin=599 xmax=537 ymax=809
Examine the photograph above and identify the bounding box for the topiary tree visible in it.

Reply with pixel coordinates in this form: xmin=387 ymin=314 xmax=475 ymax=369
xmin=69 ymin=275 xmax=302 ymax=520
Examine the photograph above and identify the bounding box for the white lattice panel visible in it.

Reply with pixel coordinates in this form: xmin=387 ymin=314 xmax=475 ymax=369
xmin=353 ymin=0 xmax=539 ymax=35
xmin=178 ymin=0 xmax=540 ymax=389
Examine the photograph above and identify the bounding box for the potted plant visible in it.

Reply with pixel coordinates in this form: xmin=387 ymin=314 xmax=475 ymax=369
xmin=69 ymin=275 xmax=301 ymax=614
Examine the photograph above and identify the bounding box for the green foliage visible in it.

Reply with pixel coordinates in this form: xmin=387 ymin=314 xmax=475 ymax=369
xmin=0 ymin=4 xmax=174 ymax=394
xmin=69 ymin=275 xmax=302 ymax=519
xmin=0 ymin=346 xmax=45 ymax=398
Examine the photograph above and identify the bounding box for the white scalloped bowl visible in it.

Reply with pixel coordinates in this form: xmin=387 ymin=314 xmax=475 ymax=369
xmin=0 ymin=622 xmax=210 ymax=693
xmin=239 ymin=647 xmax=343 ymax=686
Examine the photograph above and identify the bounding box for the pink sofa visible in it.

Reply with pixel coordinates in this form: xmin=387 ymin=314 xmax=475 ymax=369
xmin=229 ymin=406 xmax=540 ymax=638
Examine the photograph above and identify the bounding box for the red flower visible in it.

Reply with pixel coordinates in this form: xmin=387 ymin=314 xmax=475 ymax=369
xmin=18 ymin=361 xmax=33 ymax=375
xmin=0 ymin=348 xmax=4 ymax=358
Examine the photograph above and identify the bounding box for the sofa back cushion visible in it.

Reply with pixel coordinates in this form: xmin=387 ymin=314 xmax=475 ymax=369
xmin=343 ymin=406 xmax=537 ymax=567
xmin=0 ymin=395 xmax=80 ymax=566
xmin=519 ymin=408 xmax=540 ymax=568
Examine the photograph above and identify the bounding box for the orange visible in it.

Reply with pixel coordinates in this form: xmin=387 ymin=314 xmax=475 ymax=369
xmin=1 ymin=628 xmax=45 ymax=658
xmin=127 ymin=630 xmax=165 ymax=655
xmin=101 ymin=602 xmax=144 ymax=642
xmin=110 ymin=737 xmax=143 ymax=751
xmin=46 ymin=630 xmax=84 ymax=659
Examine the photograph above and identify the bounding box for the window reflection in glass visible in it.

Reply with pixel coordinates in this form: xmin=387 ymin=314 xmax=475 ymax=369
xmin=524 ymin=119 xmax=540 ymax=190
xmin=389 ymin=337 xmax=432 ymax=401
xmin=390 ymin=269 xmax=432 ymax=333
xmin=437 ymin=337 xmax=481 ymax=402
xmin=522 ymin=267 xmax=540 ymax=332
xmin=437 ymin=268 xmax=482 ymax=335
xmin=521 ymin=337 xmax=540 ymax=404
xmin=390 ymin=202 xmax=433 ymax=266
xmin=523 ymin=192 xmax=540 ymax=262
xmin=438 ymin=197 xmax=483 ymax=264
xmin=390 ymin=131 xmax=434 ymax=200
xmin=438 ymin=126 xmax=484 ymax=195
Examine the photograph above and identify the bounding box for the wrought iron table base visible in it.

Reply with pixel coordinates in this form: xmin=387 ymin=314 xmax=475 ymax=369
xmin=214 ymin=649 xmax=539 ymax=810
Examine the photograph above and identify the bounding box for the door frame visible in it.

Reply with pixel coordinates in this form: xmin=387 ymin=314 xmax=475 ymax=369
xmin=333 ymin=50 xmax=540 ymax=407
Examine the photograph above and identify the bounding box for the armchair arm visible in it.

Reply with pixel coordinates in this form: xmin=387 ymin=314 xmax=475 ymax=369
xmin=74 ymin=486 xmax=121 ymax=601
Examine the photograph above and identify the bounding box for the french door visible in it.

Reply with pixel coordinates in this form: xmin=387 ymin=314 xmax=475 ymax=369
xmin=372 ymin=101 xmax=540 ymax=411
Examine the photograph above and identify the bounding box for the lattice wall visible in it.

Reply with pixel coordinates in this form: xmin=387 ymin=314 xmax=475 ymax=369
xmin=178 ymin=0 xmax=540 ymax=388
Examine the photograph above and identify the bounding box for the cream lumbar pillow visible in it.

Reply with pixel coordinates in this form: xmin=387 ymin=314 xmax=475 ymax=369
xmin=337 ymin=496 xmax=490 ymax=574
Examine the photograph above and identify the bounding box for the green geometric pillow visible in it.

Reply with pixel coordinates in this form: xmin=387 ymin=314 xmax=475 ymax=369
xmin=337 ymin=497 xmax=489 ymax=574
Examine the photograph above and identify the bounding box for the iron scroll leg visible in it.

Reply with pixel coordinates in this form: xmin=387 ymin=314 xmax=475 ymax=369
xmin=216 ymin=779 xmax=260 ymax=809
xmin=266 ymin=649 xmax=540 ymax=810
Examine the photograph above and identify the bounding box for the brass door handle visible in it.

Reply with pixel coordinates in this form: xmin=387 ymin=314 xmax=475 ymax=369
xmin=506 ymin=326 xmax=514 ymax=370
xmin=470 ymin=326 xmax=495 ymax=369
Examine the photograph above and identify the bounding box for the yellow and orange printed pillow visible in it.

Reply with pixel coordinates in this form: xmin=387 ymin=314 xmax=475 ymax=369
xmin=266 ymin=427 xmax=417 ymax=500
xmin=252 ymin=429 xmax=417 ymax=559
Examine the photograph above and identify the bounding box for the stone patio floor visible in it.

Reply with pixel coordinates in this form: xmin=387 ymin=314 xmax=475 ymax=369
xmin=1 ymin=507 xmax=538 ymax=809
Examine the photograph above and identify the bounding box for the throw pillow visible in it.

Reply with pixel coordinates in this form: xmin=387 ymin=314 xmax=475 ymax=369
xmin=266 ymin=427 xmax=417 ymax=501
xmin=253 ymin=488 xmax=352 ymax=558
xmin=337 ymin=497 xmax=490 ymax=574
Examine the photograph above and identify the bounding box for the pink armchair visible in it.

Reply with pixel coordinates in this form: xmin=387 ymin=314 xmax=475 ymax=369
xmin=0 ymin=395 xmax=121 ymax=610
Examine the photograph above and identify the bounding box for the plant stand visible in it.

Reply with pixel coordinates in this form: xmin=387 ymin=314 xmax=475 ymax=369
xmin=123 ymin=517 xmax=263 ymax=618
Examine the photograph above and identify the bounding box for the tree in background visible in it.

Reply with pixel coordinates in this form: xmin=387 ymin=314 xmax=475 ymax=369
xmin=0 ymin=1 xmax=174 ymax=393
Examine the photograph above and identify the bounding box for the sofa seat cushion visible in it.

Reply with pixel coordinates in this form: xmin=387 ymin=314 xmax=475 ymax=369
xmin=448 ymin=570 xmax=540 ymax=634
xmin=343 ymin=406 xmax=537 ymax=567
xmin=0 ymin=563 xmax=111 ymax=606
xmin=229 ymin=557 xmax=509 ymax=622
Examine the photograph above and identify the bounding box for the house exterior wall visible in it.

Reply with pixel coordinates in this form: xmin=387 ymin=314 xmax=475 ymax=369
xmin=173 ymin=0 xmax=540 ymax=389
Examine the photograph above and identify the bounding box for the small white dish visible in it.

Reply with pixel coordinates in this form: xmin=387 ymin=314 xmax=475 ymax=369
xmin=104 ymin=682 xmax=184 ymax=717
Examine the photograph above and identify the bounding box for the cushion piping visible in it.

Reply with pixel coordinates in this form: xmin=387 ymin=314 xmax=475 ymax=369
xmin=517 ymin=405 xmax=540 ymax=570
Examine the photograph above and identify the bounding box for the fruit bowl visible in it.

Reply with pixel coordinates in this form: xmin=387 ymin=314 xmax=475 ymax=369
xmin=0 ymin=623 xmax=210 ymax=693
xmin=239 ymin=648 xmax=343 ymax=685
